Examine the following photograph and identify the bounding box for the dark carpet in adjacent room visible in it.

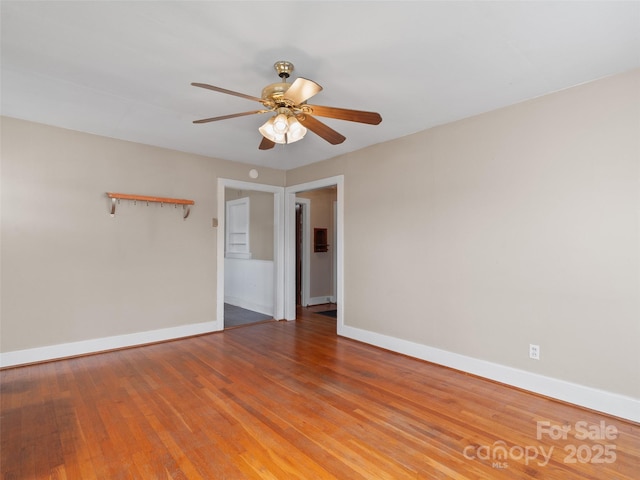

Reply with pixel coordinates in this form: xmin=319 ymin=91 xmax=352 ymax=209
xmin=316 ymin=309 xmax=337 ymax=318
xmin=224 ymin=303 xmax=273 ymax=327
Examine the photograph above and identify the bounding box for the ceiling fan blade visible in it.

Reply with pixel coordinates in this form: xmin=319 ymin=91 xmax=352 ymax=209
xmin=191 ymin=83 xmax=263 ymax=103
xmin=297 ymin=114 xmax=346 ymax=145
xmin=304 ymin=105 xmax=382 ymax=125
xmin=284 ymin=78 xmax=323 ymax=105
xmin=259 ymin=137 xmax=276 ymax=150
xmin=193 ymin=110 xmax=266 ymax=124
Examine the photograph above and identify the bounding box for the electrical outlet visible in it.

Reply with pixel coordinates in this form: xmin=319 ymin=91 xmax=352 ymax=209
xmin=529 ymin=344 xmax=540 ymax=360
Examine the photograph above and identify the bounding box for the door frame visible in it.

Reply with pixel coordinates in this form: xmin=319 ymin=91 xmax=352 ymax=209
xmin=285 ymin=175 xmax=344 ymax=333
xmin=295 ymin=198 xmax=311 ymax=308
xmin=216 ymin=178 xmax=285 ymax=330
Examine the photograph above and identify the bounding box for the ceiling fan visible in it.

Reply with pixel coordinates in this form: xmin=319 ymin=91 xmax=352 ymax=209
xmin=191 ymin=61 xmax=382 ymax=150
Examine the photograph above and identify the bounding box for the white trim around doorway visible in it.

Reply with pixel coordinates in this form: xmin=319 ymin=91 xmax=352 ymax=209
xmin=285 ymin=175 xmax=344 ymax=333
xmin=217 ymin=179 xmax=285 ymax=330
xmin=295 ymin=197 xmax=311 ymax=308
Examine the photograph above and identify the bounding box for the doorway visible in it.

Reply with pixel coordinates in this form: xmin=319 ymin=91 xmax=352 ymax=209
xmin=216 ymin=179 xmax=285 ymax=331
xmin=295 ymin=188 xmax=337 ymax=309
xmin=285 ymin=175 xmax=344 ymax=333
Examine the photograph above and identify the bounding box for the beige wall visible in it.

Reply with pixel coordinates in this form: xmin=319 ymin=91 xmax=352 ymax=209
xmin=0 ymin=117 xmax=285 ymax=352
xmin=297 ymin=188 xmax=337 ymax=299
xmin=288 ymin=69 xmax=640 ymax=399
xmin=225 ymin=188 xmax=274 ymax=261
xmin=2 ymin=69 xmax=638 ymax=402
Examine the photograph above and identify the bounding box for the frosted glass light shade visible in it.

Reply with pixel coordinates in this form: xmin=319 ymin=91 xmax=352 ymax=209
xmin=286 ymin=116 xmax=307 ymax=143
xmin=259 ymin=117 xmax=286 ymax=144
xmin=259 ymin=114 xmax=307 ymax=145
xmin=273 ymin=113 xmax=289 ymax=134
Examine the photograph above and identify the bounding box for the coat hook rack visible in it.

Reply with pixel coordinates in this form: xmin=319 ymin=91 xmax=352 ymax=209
xmin=106 ymin=192 xmax=195 ymax=219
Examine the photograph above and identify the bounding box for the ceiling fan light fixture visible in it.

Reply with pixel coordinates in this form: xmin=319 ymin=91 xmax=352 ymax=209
xmin=259 ymin=113 xmax=307 ymax=145
xmin=273 ymin=113 xmax=289 ymax=134
xmin=259 ymin=117 xmax=286 ymax=144
xmin=286 ymin=116 xmax=307 ymax=143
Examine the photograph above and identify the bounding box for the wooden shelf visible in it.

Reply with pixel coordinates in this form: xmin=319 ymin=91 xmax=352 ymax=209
xmin=107 ymin=192 xmax=194 ymax=219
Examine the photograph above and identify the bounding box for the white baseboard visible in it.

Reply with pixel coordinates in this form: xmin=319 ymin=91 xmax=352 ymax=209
xmin=307 ymin=296 xmax=336 ymax=306
xmin=0 ymin=320 xmax=220 ymax=368
xmin=338 ymin=324 xmax=640 ymax=424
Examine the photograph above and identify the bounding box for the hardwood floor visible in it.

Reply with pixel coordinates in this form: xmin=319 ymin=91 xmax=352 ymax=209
xmin=2 ymin=309 xmax=638 ymax=479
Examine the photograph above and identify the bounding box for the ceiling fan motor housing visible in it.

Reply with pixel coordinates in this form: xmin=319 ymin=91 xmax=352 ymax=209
xmin=261 ymin=82 xmax=291 ymax=104
xmin=262 ymin=61 xmax=296 ymax=106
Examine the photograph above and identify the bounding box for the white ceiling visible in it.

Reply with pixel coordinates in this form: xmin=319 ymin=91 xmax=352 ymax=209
xmin=2 ymin=1 xmax=639 ymax=170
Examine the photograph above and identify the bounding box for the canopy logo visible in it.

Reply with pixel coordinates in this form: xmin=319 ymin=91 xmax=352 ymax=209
xmin=462 ymin=441 xmax=553 ymax=468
